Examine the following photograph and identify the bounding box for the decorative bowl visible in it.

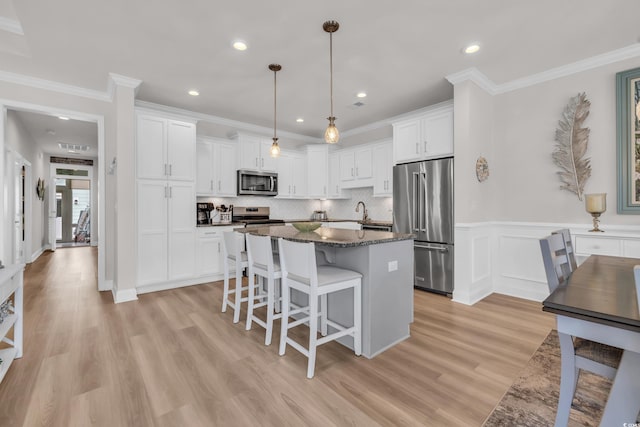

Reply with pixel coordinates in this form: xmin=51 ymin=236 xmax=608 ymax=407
xmin=292 ymin=222 xmax=321 ymax=232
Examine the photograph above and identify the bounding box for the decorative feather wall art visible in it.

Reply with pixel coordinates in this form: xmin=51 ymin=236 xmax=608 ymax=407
xmin=552 ymin=92 xmax=592 ymax=201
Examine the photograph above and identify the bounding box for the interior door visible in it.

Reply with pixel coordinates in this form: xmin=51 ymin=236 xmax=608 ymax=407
xmin=13 ymin=160 xmax=23 ymax=262
xmin=47 ymin=175 xmax=57 ymax=252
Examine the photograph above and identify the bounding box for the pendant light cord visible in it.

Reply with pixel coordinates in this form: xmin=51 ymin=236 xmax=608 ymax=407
xmin=273 ymin=69 xmax=277 ymax=139
xmin=329 ymin=31 xmax=334 ymax=118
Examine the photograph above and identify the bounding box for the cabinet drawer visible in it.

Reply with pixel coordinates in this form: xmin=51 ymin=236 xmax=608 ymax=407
xmin=622 ymin=239 xmax=640 ymax=258
xmin=197 ymin=228 xmax=222 ymax=238
xmin=574 ymin=236 xmax=621 ymax=256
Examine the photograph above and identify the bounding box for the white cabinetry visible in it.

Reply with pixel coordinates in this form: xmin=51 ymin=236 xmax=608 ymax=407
xmin=136 ymin=114 xmax=196 ymax=181
xmin=372 ymin=141 xmax=393 ymax=197
xmin=327 ymin=153 xmax=346 ymax=198
xmin=195 ymin=226 xmax=238 ymax=278
xmin=278 ymin=152 xmax=307 ymax=198
xmin=307 ymin=145 xmax=329 ymax=198
xmin=136 ymin=111 xmax=197 ymax=290
xmin=137 ymin=181 xmax=196 ymax=286
xmin=235 ymin=133 xmax=277 ymax=172
xmin=196 ymin=137 xmax=237 ymax=197
xmin=392 ymin=104 xmax=453 ymax=164
xmin=0 ymin=264 xmax=23 ymax=385
xmin=339 ymin=146 xmax=373 ymax=189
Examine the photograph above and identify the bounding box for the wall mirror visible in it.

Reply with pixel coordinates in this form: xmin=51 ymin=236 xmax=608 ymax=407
xmin=616 ymin=66 xmax=640 ymax=213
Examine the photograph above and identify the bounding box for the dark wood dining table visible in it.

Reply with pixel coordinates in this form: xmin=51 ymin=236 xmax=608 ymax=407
xmin=543 ymin=255 xmax=640 ymax=426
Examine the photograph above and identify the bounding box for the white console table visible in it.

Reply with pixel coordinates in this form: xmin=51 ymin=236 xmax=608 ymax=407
xmin=0 ymin=263 xmax=24 ymax=384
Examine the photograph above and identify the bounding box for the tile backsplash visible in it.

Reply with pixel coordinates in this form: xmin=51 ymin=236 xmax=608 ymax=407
xmin=199 ymin=187 xmax=393 ymax=222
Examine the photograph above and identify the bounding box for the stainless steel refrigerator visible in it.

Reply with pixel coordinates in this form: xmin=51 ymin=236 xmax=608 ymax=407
xmin=393 ymin=157 xmax=454 ymax=295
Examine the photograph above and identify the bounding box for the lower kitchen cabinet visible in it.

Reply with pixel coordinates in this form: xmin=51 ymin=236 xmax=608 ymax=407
xmin=195 ymin=226 xmax=237 ymax=277
xmin=137 ymin=180 xmax=196 ymax=287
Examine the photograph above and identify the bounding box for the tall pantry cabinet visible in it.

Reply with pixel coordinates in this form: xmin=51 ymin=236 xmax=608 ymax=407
xmin=136 ymin=113 xmax=197 ymax=288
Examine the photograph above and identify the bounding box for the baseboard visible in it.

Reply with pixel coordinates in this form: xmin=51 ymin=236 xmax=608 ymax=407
xmin=111 ymin=287 xmax=138 ymax=304
xmin=136 ymin=274 xmax=224 ymax=295
xmin=30 ymin=247 xmax=45 ymax=263
xmin=99 ymin=279 xmax=113 ymax=292
xmin=452 ymin=287 xmax=493 ymax=306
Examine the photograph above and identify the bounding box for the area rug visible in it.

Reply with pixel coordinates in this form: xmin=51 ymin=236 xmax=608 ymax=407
xmin=483 ymin=330 xmax=613 ymax=427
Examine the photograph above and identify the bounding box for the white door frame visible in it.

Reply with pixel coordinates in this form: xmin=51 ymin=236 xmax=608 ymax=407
xmin=50 ymin=162 xmax=95 ymax=246
xmin=0 ymin=100 xmax=107 ymax=291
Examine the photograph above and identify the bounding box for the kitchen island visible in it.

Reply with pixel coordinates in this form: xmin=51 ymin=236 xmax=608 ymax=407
xmin=239 ymin=225 xmax=414 ymax=358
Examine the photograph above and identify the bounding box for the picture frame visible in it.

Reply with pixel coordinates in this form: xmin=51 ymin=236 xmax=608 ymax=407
xmin=616 ymin=66 xmax=640 ymax=213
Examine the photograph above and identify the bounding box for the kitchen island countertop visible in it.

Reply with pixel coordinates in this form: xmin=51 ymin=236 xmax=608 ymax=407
xmin=238 ymin=225 xmax=413 ymax=247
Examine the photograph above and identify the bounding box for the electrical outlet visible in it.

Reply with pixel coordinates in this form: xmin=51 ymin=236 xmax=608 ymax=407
xmin=388 ymin=260 xmax=398 ymax=272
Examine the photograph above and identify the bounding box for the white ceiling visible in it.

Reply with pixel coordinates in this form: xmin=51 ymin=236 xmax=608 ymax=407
xmin=12 ymin=110 xmax=98 ymax=158
xmin=2 ymin=1 xmax=640 ymax=146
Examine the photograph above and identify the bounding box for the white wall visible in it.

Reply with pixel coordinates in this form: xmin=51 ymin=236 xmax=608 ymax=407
xmin=492 ymin=56 xmax=640 ymax=225
xmin=4 ymin=110 xmax=46 ymax=260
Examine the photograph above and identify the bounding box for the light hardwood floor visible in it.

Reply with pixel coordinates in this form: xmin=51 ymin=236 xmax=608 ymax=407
xmin=0 ymin=247 xmax=555 ymax=426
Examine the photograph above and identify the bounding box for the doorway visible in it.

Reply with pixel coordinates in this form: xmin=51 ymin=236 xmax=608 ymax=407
xmin=55 ymin=175 xmax=91 ymax=247
xmin=1 ymin=103 xmax=107 ymax=291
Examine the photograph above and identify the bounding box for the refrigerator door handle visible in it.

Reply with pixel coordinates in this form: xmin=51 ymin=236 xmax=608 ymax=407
xmin=412 ymin=172 xmax=420 ymax=232
xmin=419 ymin=172 xmax=427 ymax=232
xmin=414 ymin=244 xmax=449 ymax=252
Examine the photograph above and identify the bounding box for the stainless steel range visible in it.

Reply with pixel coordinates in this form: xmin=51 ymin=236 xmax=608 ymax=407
xmin=232 ymin=206 xmax=285 ymax=228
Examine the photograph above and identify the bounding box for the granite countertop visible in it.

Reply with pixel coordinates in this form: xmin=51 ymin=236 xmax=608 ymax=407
xmin=197 ymin=222 xmax=244 ymax=227
xmin=285 ymin=218 xmax=393 ymax=227
xmin=237 ymin=225 xmax=413 ymax=248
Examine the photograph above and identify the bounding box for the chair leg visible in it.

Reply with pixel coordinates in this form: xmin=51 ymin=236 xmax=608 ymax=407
xmin=265 ymin=276 xmax=275 ymax=346
xmin=555 ymin=332 xmax=577 ymax=427
xmin=245 ymin=270 xmax=255 ymax=330
xmin=307 ymin=296 xmax=319 ymax=379
xmin=233 ymin=265 xmax=243 ymax=324
xmin=320 ymin=294 xmax=328 ymax=336
xmin=279 ymin=281 xmax=290 ymax=356
xmin=353 ymin=283 xmax=362 ymax=356
xmin=222 ymin=260 xmax=230 ymax=312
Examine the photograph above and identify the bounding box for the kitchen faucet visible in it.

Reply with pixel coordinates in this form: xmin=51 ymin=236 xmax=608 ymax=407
xmin=355 ymin=201 xmax=369 ymax=222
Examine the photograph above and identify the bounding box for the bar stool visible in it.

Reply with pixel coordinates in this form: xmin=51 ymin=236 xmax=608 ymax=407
xmin=245 ymin=233 xmax=282 ymax=345
xmin=221 ymin=231 xmax=249 ymax=323
xmin=277 ymin=238 xmax=362 ymax=379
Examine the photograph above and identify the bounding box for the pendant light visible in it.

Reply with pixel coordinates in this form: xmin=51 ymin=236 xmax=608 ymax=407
xmin=269 ymin=63 xmax=281 ymax=158
xmin=323 ymin=20 xmax=340 ymax=144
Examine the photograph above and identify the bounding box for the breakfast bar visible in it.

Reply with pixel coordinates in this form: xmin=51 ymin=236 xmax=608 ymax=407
xmin=239 ymin=225 xmax=415 ymax=358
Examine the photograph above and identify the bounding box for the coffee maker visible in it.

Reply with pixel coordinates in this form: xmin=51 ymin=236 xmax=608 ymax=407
xmin=197 ymin=202 xmax=214 ymax=225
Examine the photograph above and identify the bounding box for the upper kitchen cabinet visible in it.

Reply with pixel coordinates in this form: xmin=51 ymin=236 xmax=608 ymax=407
xmin=392 ymin=103 xmax=453 ymax=164
xmin=277 ymin=151 xmax=307 ymax=198
xmin=196 ymin=137 xmax=237 ymax=197
xmin=372 ymin=141 xmax=393 ymax=197
xmin=234 ymin=132 xmax=278 ymax=173
xmin=327 ymin=152 xmax=347 ymax=198
xmin=136 ymin=113 xmax=196 ymax=181
xmin=306 ymin=145 xmax=329 ymax=198
xmin=339 ymin=146 xmax=373 ymax=189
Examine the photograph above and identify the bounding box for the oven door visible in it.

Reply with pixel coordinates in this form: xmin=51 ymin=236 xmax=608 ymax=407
xmin=237 ymin=170 xmax=278 ymax=196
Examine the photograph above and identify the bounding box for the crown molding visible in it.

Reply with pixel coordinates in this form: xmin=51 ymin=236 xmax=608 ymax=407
xmin=0 ymin=17 xmax=23 ymax=35
xmin=0 ymin=69 xmax=111 ymax=101
xmin=107 ymin=73 xmax=142 ymax=101
xmin=341 ymin=99 xmax=455 ymax=138
xmin=135 ymin=100 xmax=320 ymax=143
xmin=447 ymin=43 xmax=640 ymax=95
xmin=445 ymin=68 xmax=498 ymax=95
xmin=495 ymin=43 xmax=640 ymax=93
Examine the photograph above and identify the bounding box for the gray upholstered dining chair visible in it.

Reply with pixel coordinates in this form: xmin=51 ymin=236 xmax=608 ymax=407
xmin=539 ymin=233 xmax=622 ymax=426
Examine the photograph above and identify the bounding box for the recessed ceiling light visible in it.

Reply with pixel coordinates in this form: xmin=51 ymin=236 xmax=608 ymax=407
xmin=233 ymin=40 xmax=247 ymax=51
xmin=464 ymin=44 xmax=480 ymax=54
xmin=188 ymin=90 xmax=200 ymax=96
xmin=296 ymin=118 xmax=304 ymax=123
xmin=58 ymin=116 xmax=70 ymax=120
xmin=356 ymin=92 xmax=367 ymax=98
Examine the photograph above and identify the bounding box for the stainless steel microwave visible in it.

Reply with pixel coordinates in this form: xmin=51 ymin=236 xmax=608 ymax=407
xmin=237 ymin=170 xmax=278 ymax=196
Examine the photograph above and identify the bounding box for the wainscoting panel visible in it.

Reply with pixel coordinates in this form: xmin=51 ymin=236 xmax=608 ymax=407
xmin=454 ymin=222 xmax=640 ymax=305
